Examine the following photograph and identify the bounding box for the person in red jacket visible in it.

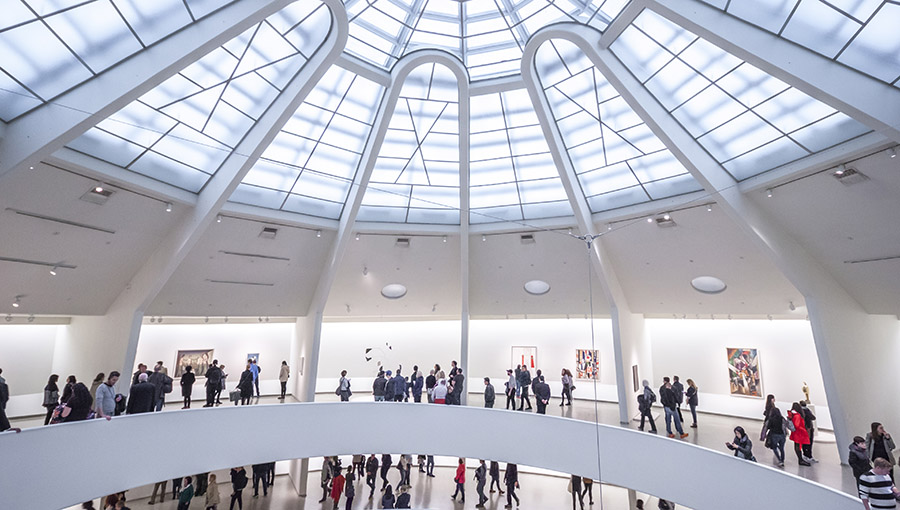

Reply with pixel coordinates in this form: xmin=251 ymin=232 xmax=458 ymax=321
xmin=330 ymin=470 xmax=345 ymax=510
xmin=788 ymin=402 xmax=811 ymax=466
xmin=450 ymin=458 xmax=466 ymax=502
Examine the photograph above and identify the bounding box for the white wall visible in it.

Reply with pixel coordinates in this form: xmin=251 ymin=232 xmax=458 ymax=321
xmin=0 ymin=324 xmax=60 ymax=416
xmin=317 ymin=320 xmax=462 ymax=392
xmin=316 ymin=319 xmax=618 ymax=401
xmin=135 ymin=323 xmax=293 ymax=397
xmin=647 ymin=318 xmax=832 ymax=429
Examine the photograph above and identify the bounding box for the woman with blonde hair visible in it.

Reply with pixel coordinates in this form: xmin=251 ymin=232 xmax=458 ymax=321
xmin=685 ymin=379 xmax=699 ymax=428
xmin=205 ymin=473 xmax=220 ymax=510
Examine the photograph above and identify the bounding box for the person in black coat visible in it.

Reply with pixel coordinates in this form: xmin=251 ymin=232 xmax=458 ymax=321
xmin=62 ymin=383 xmax=93 ymax=422
xmin=61 ymin=375 xmax=77 ymax=404
xmin=230 ymin=467 xmax=248 ymax=510
xmin=238 ymin=365 xmax=254 ymax=405
xmin=180 ymin=366 xmax=196 ymax=409
xmin=534 ymin=376 xmax=551 ymax=415
xmin=449 ymin=369 xmax=464 ymax=405
xmin=504 ymin=463 xmax=519 ymax=507
xmin=126 ymin=373 xmax=156 ymax=414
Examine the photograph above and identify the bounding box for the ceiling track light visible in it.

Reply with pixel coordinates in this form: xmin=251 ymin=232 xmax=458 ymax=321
xmin=646 ymin=217 xmax=653 ymax=223
xmin=355 ymin=233 xmax=360 ymax=241
xmin=224 ymin=316 xmax=229 ymax=323
xmin=4 ymin=314 xmax=11 ymax=322
xmin=216 ymin=215 xmax=222 ymax=223
xmin=94 ymin=184 xmax=105 ymax=193
xmin=265 ymin=317 xmax=269 ymax=323
xmin=706 ymin=204 xmax=712 ymax=212
xmin=258 ymin=317 xmax=263 ymax=322
xmin=204 ymin=316 xmax=209 ymax=323
xmin=789 ymin=301 xmax=796 ymax=311
xmin=316 ymin=230 xmax=322 ymax=238
xmin=362 ymin=266 xmax=368 ymax=276
xmin=165 ymin=202 xmax=173 ymax=213
xmin=766 ymin=189 xmax=773 ymax=198
xmin=834 ymin=164 xmax=846 ymax=176
xmin=890 ymin=147 xmax=897 ymax=159
xmin=442 ymin=235 xmax=447 ymax=243
xmin=12 ymin=295 xmax=22 ymax=308
xmin=27 ymin=314 xmax=34 ymax=323
xmin=50 ymin=265 xmax=58 ymax=276
xmin=663 ymin=212 xmax=671 ymax=221
xmin=481 ymin=234 xmax=486 ymax=242
xmin=607 ymin=224 xmax=612 ymax=231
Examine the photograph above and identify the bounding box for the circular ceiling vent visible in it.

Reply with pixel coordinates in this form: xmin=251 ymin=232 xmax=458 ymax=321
xmin=381 ymin=284 xmax=407 ymax=299
xmin=691 ymin=276 xmax=727 ymax=294
xmin=524 ymin=280 xmax=551 ymax=296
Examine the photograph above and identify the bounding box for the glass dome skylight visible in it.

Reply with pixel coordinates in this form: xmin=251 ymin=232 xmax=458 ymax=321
xmin=6 ymin=0 xmax=886 ymax=230
xmin=344 ymin=0 xmax=630 ymax=80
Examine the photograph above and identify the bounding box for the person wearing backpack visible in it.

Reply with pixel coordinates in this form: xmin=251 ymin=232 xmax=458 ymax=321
xmin=203 ymin=361 xmax=222 ymax=407
xmin=761 ymin=403 xmax=788 ymax=467
xmin=637 ymin=380 xmax=657 ymax=433
xmin=180 ymin=366 xmax=196 ymax=409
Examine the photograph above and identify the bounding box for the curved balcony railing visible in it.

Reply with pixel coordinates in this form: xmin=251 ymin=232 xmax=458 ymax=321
xmin=0 ymin=402 xmax=858 ymax=509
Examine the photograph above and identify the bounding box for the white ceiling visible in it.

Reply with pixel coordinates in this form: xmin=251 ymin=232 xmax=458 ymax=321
xmin=148 ymin=215 xmax=335 ymax=317
xmin=749 ymin=149 xmax=900 ymax=317
xmin=0 ymin=163 xmax=183 ymax=315
xmin=325 ymin=233 xmax=462 ymax=318
xmin=469 ymin=229 xmax=609 ymax=317
xmin=600 ymin=204 xmax=803 ymax=316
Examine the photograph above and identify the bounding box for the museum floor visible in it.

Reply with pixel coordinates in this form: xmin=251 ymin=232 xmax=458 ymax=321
xmin=15 ymin=392 xmax=859 ymax=506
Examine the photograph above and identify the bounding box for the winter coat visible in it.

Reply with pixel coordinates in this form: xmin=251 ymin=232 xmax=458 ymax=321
xmin=866 ymin=432 xmax=896 ymax=465
xmin=180 ymin=372 xmax=196 ymax=396
xmin=205 ymin=482 xmax=220 ymax=506
xmin=849 ymin=443 xmax=872 ymax=478
xmin=659 ymin=385 xmax=677 ymax=409
xmin=484 ymin=384 xmax=495 ymax=405
xmin=125 ymin=381 xmax=156 ymax=414
xmin=238 ymin=370 xmax=253 ymax=398
xmin=231 ymin=468 xmax=248 ymax=491
xmin=396 ymin=492 xmax=410 ymax=508
xmin=454 ymin=463 xmax=466 ymax=484
xmin=390 ymin=375 xmax=406 ymax=398
xmin=279 ymin=365 xmax=290 ymax=382
xmin=788 ymin=411 xmax=810 ymax=445
xmin=729 ymin=434 xmax=755 ymax=461
xmin=671 ymin=381 xmax=684 ymax=404
xmin=331 ymin=475 xmax=345 ymax=501
xmin=685 ymin=386 xmax=698 ymax=406
xmin=412 ymin=374 xmax=424 ymax=397
xmin=373 ymin=375 xmax=387 ymax=397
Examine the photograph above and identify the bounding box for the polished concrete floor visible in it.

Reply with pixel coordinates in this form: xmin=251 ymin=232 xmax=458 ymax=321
xmin=17 ymin=391 xmax=859 ymax=505
xmin=87 ymin=468 xmax=649 ymax=510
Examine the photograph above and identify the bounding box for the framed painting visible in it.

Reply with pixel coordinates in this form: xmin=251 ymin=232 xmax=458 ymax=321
xmin=726 ymin=348 xmax=762 ymax=398
xmin=247 ymin=353 xmax=260 ymax=365
xmin=575 ymin=349 xmax=599 ymax=380
xmin=511 ymin=346 xmax=537 ymax=370
xmin=632 ymin=365 xmax=639 ymax=392
xmin=175 ymin=349 xmax=214 ymax=378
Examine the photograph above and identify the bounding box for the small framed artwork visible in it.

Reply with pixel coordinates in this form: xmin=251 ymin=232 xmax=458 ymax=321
xmin=511 ymin=346 xmax=537 ymax=370
xmin=575 ymin=349 xmax=599 ymax=379
xmin=175 ymin=349 xmax=214 ymax=378
xmin=632 ymin=365 xmax=639 ymax=392
xmin=726 ymin=347 xmax=762 ymax=398
xmin=247 ymin=353 xmax=260 ymax=365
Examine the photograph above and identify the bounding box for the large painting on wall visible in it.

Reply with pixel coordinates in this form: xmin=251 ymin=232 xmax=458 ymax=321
xmin=575 ymin=349 xmax=599 ymax=380
xmin=175 ymin=349 xmax=215 ymax=378
xmin=511 ymin=346 xmax=537 ymax=370
xmin=726 ymin=348 xmax=762 ymax=398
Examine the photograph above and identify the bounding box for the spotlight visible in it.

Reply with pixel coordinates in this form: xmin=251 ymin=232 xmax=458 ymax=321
xmin=891 ymin=147 xmax=897 ymax=159
xmin=363 ymin=266 xmax=368 ymax=276
xmin=265 ymin=317 xmax=269 ymax=323
xmin=12 ymin=295 xmax=21 ymax=308
xmin=663 ymin=213 xmax=671 ymax=220
xmin=767 ymin=314 xmax=773 ymax=321
xmin=150 ymin=317 xmax=156 ymax=323
xmin=567 ymin=228 xmax=573 ymax=235
xmin=224 ymin=316 xmax=229 ymax=323
xmin=345 ymin=304 xmax=351 ymax=313
xmin=481 ymin=234 xmax=486 ymax=242
xmin=355 ymin=233 xmax=360 ymax=241
xmin=157 ymin=316 xmax=163 ymax=323
xmin=258 ymin=317 xmax=263 ymax=323
xmin=204 ymin=316 xmax=209 ymax=323
xmin=728 ymin=314 xmax=733 ymax=320
xmin=766 ymin=189 xmax=773 ymax=198
xmin=789 ymin=301 xmax=796 ymax=311
xmin=607 ymin=224 xmax=612 ymax=231
xmin=27 ymin=314 xmax=34 ymax=323
xmin=4 ymin=315 xmax=10 ymax=322
xmin=165 ymin=202 xmax=172 ymax=212
xmin=834 ymin=164 xmax=845 ymax=176
xmin=216 ymin=215 xmax=222 ymax=223
xmin=316 ymin=230 xmax=322 ymax=238
xmin=646 ymin=217 xmax=653 ymax=223
xmin=50 ymin=266 xmax=58 ymax=276
xmin=29 ymin=166 xmax=34 ymax=170
xmin=432 ymin=304 xmax=437 ymax=312
xmin=94 ymin=185 xmax=104 ymax=193
xmin=706 ymin=204 xmax=712 ymax=212
xmin=442 ymin=235 xmax=447 ymax=243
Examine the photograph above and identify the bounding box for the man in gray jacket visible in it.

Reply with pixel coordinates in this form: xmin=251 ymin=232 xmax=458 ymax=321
xmin=475 ymin=460 xmax=488 ymax=508
xmin=483 ymin=377 xmax=495 ymax=408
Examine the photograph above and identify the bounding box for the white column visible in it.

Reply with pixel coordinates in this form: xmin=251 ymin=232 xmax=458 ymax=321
xmin=521 ymin=32 xmax=651 ymax=426
xmin=56 ymin=0 xmax=348 ymax=390
xmin=0 ymin=0 xmax=303 ymax=180
xmin=647 ymin=0 xmax=900 ymax=143
xmin=540 ymin=21 xmax=885 ymax=462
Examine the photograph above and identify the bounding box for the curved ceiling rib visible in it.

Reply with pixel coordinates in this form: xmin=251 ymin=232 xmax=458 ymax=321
xmin=66 ymin=2 xmax=333 ymax=193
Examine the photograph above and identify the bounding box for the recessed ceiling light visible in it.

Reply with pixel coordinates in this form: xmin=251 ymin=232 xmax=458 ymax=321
xmin=381 ymin=284 xmax=407 ymax=299
xmin=663 ymin=213 xmax=671 ymax=220
xmin=834 ymin=164 xmax=845 ymax=176
xmin=524 ymin=280 xmax=551 ymax=296
xmin=94 ymin=185 xmax=104 ymax=193
xmin=691 ymin=276 xmax=727 ymax=294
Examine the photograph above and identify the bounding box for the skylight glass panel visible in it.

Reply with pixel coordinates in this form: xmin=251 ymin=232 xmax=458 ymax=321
xmin=611 ymin=10 xmax=872 ymax=181
xmin=360 ymin=63 xmax=461 ymax=225
xmin=67 ymin=3 xmax=331 ymax=193
xmin=344 ymin=0 xmax=629 ymax=80
xmin=0 ymin=0 xmax=239 ymax=122
xmin=704 ymin=0 xmax=900 ymax=85
xmin=537 ymin=39 xmax=701 ymax=213
xmin=468 ymin=89 xmax=573 ymax=224
xmin=230 ymin=65 xmax=385 ymax=220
